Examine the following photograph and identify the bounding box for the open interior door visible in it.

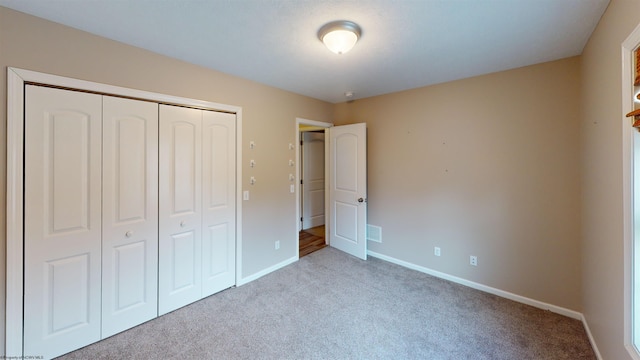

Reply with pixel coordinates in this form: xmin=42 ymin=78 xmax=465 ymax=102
xmin=328 ymin=123 xmax=367 ymax=260
xmin=302 ymin=131 xmax=326 ymax=230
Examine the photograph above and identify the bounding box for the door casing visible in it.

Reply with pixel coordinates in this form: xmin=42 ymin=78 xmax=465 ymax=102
xmin=295 ymin=118 xmax=332 ymax=256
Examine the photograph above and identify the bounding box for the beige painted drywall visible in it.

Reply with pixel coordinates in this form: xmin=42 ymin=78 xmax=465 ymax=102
xmin=334 ymin=57 xmax=583 ymax=311
xmin=0 ymin=6 xmax=334 ymax=354
xmin=581 ymin=0 xmax=640 ymax=359
xmin=4 ymin=2 xmax=640 ymax=358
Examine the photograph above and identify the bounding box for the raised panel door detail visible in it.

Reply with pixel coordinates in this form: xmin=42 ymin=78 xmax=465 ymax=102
xmin=205 ymin=124 xmax=230 ymax=210
xmin=202 ymin=111 xmax=236 ymax=297
xmin=47 ymin=110 xmax=91 ymax=234
xmin=115 ymin=117 xmax=146 ymax=223
xmin=46 ymin=254 xmax=91 ymax=333
xmin=171 ymin=231 xmax=198 ymax=292
xmin=102 ymin=96 xmax=158 ymax=339
xmin=173 ymin=123 xmax=198 ymax=215
xmin=205 ymin=224 xmax=229 ymax=278
xmin=24 ymin=85 xmax=102 ymax=359
xmin=335 ymin=133 xmax=358 ymax=192
xmin=112 ymin=241 xmax=147 ymax=311
xmin=335 ymin=202 xmax=358 ymax=245
xmin=159 ymin=104 xmax=202 ymax=315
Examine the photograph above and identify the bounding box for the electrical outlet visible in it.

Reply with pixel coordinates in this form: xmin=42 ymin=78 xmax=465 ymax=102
xmin=470 ymin=255 xmax=478 ymax=266
xmin=243 ymin=190 xmax=249 ymax=201
xmin=275 ymin=241 xmax=280 ymax=250
xmin=434 ymin=247 xmax=441 ymax=257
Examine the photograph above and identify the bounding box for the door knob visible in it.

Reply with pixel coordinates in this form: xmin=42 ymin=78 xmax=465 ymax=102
xmin=180 ymin=221 xmax=186 ymax=227
xmin=357 ymin=197 xmax=365 ymax=203
xmin=125 ymin=231 xmax=133 ymax=238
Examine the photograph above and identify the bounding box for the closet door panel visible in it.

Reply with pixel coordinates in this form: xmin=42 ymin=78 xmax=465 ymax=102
xmin=102 ymin=96 xmax=159 ymax=338
xmin=24 ymin=86 xmax=102 ymax=359
xmin=202 ymin=111 xmax=236 ymax=296
xmin=159 ymin=104 xmax=202 ymax=315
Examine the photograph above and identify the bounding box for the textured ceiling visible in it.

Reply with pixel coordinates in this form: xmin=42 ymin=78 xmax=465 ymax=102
xmin=0 ymin=0 xmax=609 ymax=103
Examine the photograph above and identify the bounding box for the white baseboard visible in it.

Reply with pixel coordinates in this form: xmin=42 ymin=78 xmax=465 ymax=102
xmin=581 ymin=315 xmax=603 ymax=360
xmin=367 ymin=250 xmax=582 ymax=319
xmin=367 ymin=250 xmax=605 ymax=357
xmin=237 ymin=249 xmax=601 ymax=358
xmin=236 ymin=255 xmax=298 ymax=286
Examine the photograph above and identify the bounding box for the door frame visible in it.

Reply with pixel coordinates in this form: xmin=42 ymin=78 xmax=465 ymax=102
xmin=5 ymin=67 xmax=243 ymax=357
xmin=295 ymin=118 xmax=332 ymax=257
xmin=622 ymin=22 xmax=640 ymax=360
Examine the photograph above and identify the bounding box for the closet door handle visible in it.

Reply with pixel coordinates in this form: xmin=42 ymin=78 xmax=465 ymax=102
xmin=125 ymin=231 xmax=133 ymax=238
xmin=180 ymin=221 xmax=186 ymax=228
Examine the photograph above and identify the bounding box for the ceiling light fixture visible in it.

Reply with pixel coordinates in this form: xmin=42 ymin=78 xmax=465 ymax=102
xmin=318 ymin=20 xmax=362 ymax=55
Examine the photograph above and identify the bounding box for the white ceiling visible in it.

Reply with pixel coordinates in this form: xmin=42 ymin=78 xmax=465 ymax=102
xmin=0 ymin=0 xmax=609 ymax=103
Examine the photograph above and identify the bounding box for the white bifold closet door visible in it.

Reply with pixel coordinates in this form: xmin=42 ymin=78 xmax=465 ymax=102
xmin=23 ymin=85 xmax=236 ymax=357
xmin=24 ymin=86 xmax=160 ymax=358
xmin=101 ymin=96 xmax=159 ymax=338
xmin=159 ymin=105 xmax=203 ymax=315
xmin=24 ymin=86 xmax=103 ymax=358
xmin=201 ymin=110 xmax=236 ymax=297
xmin=158 ymin=105 xmax=236 ymax=315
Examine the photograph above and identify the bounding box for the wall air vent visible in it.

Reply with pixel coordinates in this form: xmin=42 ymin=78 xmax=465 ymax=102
xmin=367 ymin=224 xmax=382 ymax=243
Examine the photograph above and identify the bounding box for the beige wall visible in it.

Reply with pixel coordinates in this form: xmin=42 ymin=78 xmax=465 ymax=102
xmin=581 ymin=0 xmax=640 ymax=359
xmin=334 ymin=57 xmax=583 ymax=311
xmin=0 ymin=6 xmax=334 ymax=354
xmin=5 ymin=1 xmax=640 ymax=358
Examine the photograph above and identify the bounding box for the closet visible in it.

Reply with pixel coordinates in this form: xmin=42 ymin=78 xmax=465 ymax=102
xmin=158 ymin=104 xmax=236 ymax=315
xmin=22 ymin=85 xmax=236 ymax=359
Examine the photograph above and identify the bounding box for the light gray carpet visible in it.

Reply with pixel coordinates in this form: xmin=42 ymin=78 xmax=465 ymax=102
xmin=58 ymin=247 xmax=596 ymax=359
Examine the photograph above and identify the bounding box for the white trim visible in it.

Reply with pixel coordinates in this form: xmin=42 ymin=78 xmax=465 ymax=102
xmin=582 ymin=315 xmax=604 ymax=360
xmin=5 ymin=67 xmax=243 ymax=357
xmin=235 ymin=109 xmax=244 ymax=287
xmin=367 ymin=250 xmax=582 ymax=320
xmin=10 ymin=68 xmax=241 ymax=113
xmin=368 ymin=250 xmax=606 ymax=357
xmin=6 ymin=68 xmax=26 ymax=358
xmin=623 ymin=22 xmax=640 ymax=360
xmin=294 ymin=118 xmax=333 ymax=257
xmin=235 ymin=255 xmax=298 ymax=286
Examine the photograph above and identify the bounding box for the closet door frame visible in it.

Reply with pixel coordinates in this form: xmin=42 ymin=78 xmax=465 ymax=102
xmin=5 ymin=67 xmax=243 ymax=357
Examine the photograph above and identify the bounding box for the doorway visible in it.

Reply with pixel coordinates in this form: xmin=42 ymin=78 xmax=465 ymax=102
xmin=294 ymin=118 xmax=368 ymax=260
xmin=296 ymin=118 xmax=332 ymax=258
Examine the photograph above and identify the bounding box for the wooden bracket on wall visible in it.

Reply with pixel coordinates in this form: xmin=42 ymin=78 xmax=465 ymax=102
xmin=627 ymin=109 xmax=640 ymax=130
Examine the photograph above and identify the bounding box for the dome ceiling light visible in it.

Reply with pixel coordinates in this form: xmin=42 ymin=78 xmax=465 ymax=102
xmin=318 ymin=20 xmax=362 ymax=55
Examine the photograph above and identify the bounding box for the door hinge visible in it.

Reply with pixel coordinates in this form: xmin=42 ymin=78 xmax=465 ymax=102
xmin=300 ymin=140 xmax=303 ymax=145
xmin=300 ymin=217 xmax=303 ymax=222
xmin=300 ymin=179 xmax=303 ymax=185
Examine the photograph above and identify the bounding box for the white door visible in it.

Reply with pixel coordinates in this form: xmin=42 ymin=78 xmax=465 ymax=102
xmin=158 ymin=104 xmax=203 ymax=315
xmin=328 ymin=123 xmax=367 ymax=260
xmin=24 ymin=86 xmax=103 ymax=359
xmin=102 ymin=96 xmax=158 ymax=337
xmin=302 ymin=131 xmax=325 ymax=230
xmin=201 ymin=110 xmax=236 ymax=297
